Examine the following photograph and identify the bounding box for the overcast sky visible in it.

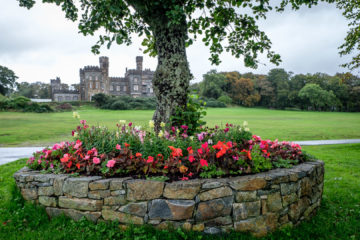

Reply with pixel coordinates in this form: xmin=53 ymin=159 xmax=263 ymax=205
xmin=0 ymin=1 xmax=355 ymax=85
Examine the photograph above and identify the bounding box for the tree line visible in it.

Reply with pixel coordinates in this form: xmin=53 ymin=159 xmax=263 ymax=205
xmin=191 ymin=69 xmax=360 ymax=112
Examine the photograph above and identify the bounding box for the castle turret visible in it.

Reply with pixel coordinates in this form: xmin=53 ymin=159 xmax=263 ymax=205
xmin=99 ymin=56 xmax=109 ymax=76
xmin=136 ymin=56 xmax=143 ymax=71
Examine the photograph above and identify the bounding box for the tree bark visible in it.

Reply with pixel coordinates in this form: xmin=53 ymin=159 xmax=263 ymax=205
xmin=151 ymin=19 xmax=192 ymax=130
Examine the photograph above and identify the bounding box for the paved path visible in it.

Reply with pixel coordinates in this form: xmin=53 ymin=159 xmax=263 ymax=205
xmin=0 ymin=147 xmax=43 ymax=165
xmin=294 ymin=139 xmax=360 ymax=146
xmin=1 ymin=139 xmax=360 ymax=165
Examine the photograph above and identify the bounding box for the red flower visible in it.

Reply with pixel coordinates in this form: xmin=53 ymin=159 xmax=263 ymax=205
xmin=187 ymin=146 xmax=193 ymax=155
xmin=200 ymin=159 xmax=208 ymax=167
xmin=76 ymin=163 xmax=81 ymax=169
xmin=147 ymin=156 xmax=154 ymax=163
xmin=197 ymin=148 xmax=203 ymax=155
xmin=188 ymin=155 xmax=195 ymax=163
xmin=201 ymin=142 xmax=208 ymax=150
xmin=136 ymin=152 xmax=142 ymax=157
xmin=164 ymin=165 xmax=168 ymax=169
xmin=66 ymin=161 xmax=72 ymax=168
xmin=188 ymin=172 xmax=193 ymax=177
xmin=60 ymin=153 xmax=70 ymax=163
xmin=212 ymin=141 xmax=230 ymax=158
xmin=241 ymin=149 xmax=252 ymax=160
xmin=168 ymin=146 xmax=183 ymax=158
xmin=125 ymin=143 xmax=130 ymax=148
xmin=180 ymin=176 xmax=189 ymax=181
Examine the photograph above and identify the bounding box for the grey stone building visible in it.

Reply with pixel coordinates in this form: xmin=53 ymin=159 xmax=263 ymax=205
xmin=50 ymin=56 xmax=154 ymax=101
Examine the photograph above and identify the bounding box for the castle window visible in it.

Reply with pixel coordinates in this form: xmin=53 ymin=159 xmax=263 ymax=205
xmin=89 ymin=82 xmax=92 ymax=88
xmin=150 ymin=88 xmax=153 ymax=93
xmin=134 ymin=85 xmax=138 ymax=91
xmin=96 ymin=82 xmax=99 ymax=89
xmin=134 ymin=77 xmax=138 ymax=83
xmin=73 ymin=96 xmax=78 ymax=100
xmin=110 ymin=85 xmax=113 ymax=91
xmin=58 ymin=96 xmax=63 ymax=102
xmin=101 ymin=83 xmax=104 ymax=89
xmin=117 ymin=86 xmax=120 ymax=91
xmin=123 ymin=86 xmax=127 ymax=91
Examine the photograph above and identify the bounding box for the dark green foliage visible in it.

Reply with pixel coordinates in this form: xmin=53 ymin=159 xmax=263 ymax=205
xmin=0 ymin=96 xmax=54 ymax=113
xmin=15 ymin=81 xmax=51 ymax=99
xmin=171 ymin=94 xmax=207 ymax=136
xmin=92 ymin=93 xmax=157 ymax=110
xmin=55 ymin=103 xmax=73 ymax=111
xmin=0 ymin=65 xmax=17 ymax=95
xmin=205 ymin=100 xmax=226 ymax=108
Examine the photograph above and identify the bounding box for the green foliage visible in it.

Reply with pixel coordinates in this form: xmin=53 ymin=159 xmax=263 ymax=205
xmin=92 ymin=93 xmax=157 ymax=110
xmin=0 ymin=96 xmax=54 ymax=113
xmin=217 ymin=95 xmax=232 ymax=104
xmin=15 ymin=81 xmax=51 ymax=99
xmin=250 ymin=145 xmax=273 ymax=173
xmin=199 ymin=164 xmax=225 ymax=178
xmin=171 ymin=94 xmax=207 ymax=136
xmin=299 ymin=84 xmax=337 ymax=111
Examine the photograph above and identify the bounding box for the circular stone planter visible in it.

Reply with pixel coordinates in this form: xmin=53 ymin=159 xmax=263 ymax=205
xmin=14 ymin=161 xmax=324 ymax=237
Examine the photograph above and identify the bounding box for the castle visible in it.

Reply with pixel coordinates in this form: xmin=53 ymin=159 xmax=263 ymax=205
xmin=51 ymin=56 xmax=155 ymax=102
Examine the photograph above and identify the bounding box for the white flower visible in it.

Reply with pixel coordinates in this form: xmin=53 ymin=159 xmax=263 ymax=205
xmin=176 ymin=129 xmax=180 ymax=134
xmin=116 ymin=131 xmax=119 ymax=138
xmin=73 ymin=132 xmax=78 ymax=137
xmin=149 ymin=120 xmax=155 ymax=128
xmin=189 ymin=136 xmax=194 ymax=141
xmin=119 ymin=120 xmax=126 ymax=124
xmin=207 ymin=139 xmax=213 ymax=144
xmin=160 ymin=122 xmax=166 ymax=128
xmin=72 ymin=112 xmax=80 ymax=119
xmin=245 ymin=127 xmax=250 ymax=132
xmin=158 ymin=130 xmax=164 ymax=137
xmin=243 ymin=121 xmax=248 ymax=127
xmin=134 ymin=126 xmax=142 ymax=131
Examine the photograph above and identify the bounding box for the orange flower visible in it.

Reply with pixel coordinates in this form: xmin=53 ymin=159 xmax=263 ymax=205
xmin=168 ymin=146 xmax=183 ymax=158
xmin=212 ymin=141 xmax=230 ymax=158
xmin=136 ymin=152 xmax=142 ymax=157
xmin=179 ymin=165 xmax=188 ymax=174
xmin=187 ymin=146 xmax=193 ymax=155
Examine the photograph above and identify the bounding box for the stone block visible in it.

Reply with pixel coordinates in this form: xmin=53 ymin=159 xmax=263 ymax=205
xmin=59 ymin=196 xmax=102 ymax=211
xmin=38 ymin=186 xmax=54 ymax=196
xmin=104 ymin=196 xmax=126 ymax=206
xmin=266 ymin=192 xmax=283 ymax=212
xmin=300 ymin=177 xmax=312 ymax=197
xmin=111 ymin=190 xmax=126 ymax=196
xmin=233 ymin=201 xmax=261 ymax=221
xmin=163 ymin=181 xmax=201 ymax=199
xmin=192 ymin=223 xmax=205 ymax=232
xmin=149 ymin=199 xmax=195 ymax=220
xmin=110 ymin=178 xmax=130 ymax=190
xmin=102 ymin=209 xmax=143 ymax=224
xmin=126 ymin=180 xmax=164 ymax=201
xmin=280 ymin=182 xmax=299 ymax=196
xmin=229 ymin=177 xmax=266 ymax=191
xmin=119 ymin=202 xmax=147 ymax=217
xmin=89 ymin=179 xmax=110 ymax=190
xmin=235 ymin=191 xmax=258 ymax=202
xmin=288 ymin=197 xmax=310 ymax=221
xmin=21 ymin=188 xmax=38 ymax=200
xmin=46 ymin=207 xmax=101 ymax=222
xmin=53 ymin=175 xmax=67 ymax=196
xmin=63 ymin=177 xmax=101 ymax=198
xmin=39 ymin=196 xmax=57 ymax=207
xmin=198 ymin=186 xmax=233 ymax=201
xmin=282 ymin=193 xmax=298 ymax=207
xmin=195 ymin=196 xmax=233 ymax=221
xmin=204 ymin=216 xmax=232 ymax=227
xmin=88 ymin=190 xmax=111 ymax=199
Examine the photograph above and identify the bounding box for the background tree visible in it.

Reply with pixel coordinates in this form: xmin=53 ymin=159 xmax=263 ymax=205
xmin=18 ymin=0 xmax=356 ymax=127
xmin=0 ymin=65 xmax=18 ymax=96
xmin=267 ymin=68 xmax=290 ymax=109
xmin=298 ymin=83 xmax=338 ymax=111
xmin=200 ymin=70 xmax=226 ymax=99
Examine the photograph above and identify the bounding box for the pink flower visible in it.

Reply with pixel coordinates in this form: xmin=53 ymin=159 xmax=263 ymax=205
xmin=200 ymin=159 xmax=208 ymax=167
xmin=181 ymin=125 xmax=188 ymax=130
xmin=197 ymin=148 xmax=203 ymax=155
xmin=146 ymin=156 xmax=154 ymax=163
xmin=188 ymin=155 xmax=195 ymax=163
xmin=232 ymin=155 xmax=239 ymax=161
xmin=74 ymin=140 xmax=82 ymax=149
xmin=106 ymin=160 xmax=116 ymax=168
xmin=93 ymin=157 xmax=100 ymax=164
xmin=224 ymin=128 xmax=229 ymax=133
xmin=116 ymin=144 xmax=121 ymax=150
xmin=181 ymin=176 xmax=189 ymax=181
xmin=91 ymin=147 xmax=98 ymax=156
xmin=37 ymin=159 xmax=42 ymax=164
xmin=201 ymin=142 xmax=208 ymax=150
xmin=84 ymin=155 xmax=90 ymax=160
xmin=128 ymin=122 xmax=133 ymax=127
xmin=84 ymin=125 xmax=89 ymax=129
xmin=50 ymin=163 xmax=54 ymax=169
xmin=197 ymin=132 xmax=204 ymax=141
xmin=52 ymin=143 xmax=61 ymax=150
xmin=80 ymin=120 xmax=87 ymax=125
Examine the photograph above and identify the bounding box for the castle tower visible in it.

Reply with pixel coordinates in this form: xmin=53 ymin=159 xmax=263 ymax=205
xmin=99 ymin=56 xmax=109 ymax=93
xmin=136 ymin=56 xmax=143 ymax=71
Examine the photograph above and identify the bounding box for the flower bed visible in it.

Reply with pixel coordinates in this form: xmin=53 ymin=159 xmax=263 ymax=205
xmin=14 ymin=161 xmax=324 ymax=237
xmin=27 ymin=120 xmax=311 ymax=182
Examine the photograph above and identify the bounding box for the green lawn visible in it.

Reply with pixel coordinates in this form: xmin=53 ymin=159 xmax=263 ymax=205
xmin=1 ymin=107 xmax=360 ymax=146
xmin=0 ymin=144 xmax=359 ymax=239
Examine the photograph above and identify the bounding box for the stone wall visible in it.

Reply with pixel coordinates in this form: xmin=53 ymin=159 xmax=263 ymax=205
xmin=14 ymin=161 xmax=324 ymax=237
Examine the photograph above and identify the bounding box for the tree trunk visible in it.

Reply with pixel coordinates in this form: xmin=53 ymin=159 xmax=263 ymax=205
xmin=151 ymin=20 xmax=192 ymax=130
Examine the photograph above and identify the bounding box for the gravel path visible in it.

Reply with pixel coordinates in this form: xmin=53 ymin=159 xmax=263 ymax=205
xmin=1 ymin=139 xmax=360 ymax=165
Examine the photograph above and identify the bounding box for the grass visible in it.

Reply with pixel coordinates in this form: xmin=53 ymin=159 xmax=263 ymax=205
xmin=0 ymin=106 xmax=360 ymax=146
xmin=0 ymin=144 xmax=359 ymax=239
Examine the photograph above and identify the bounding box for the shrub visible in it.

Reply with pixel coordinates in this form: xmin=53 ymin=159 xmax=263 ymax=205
xmin=55 ymin=103 xmax=73 ymax=111
xmin=110 ymin=100 xmax=128 ymax=110
xmin=217 ymin=95 xmax=232 ymax=104
xmin=0 ymin=96 xmax=53 ymax=113
xmin=27 ymin=119 xmax=310 ymax=182
xmin=92 ymin=93 xmax=110 ymax=107
xmin=206 ymin=100 xmax=227 ymax=108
